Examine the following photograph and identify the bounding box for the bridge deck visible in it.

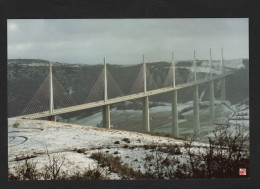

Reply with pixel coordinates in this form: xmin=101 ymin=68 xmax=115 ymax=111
xmin=12 ymin=70 xmax=237 ymax=119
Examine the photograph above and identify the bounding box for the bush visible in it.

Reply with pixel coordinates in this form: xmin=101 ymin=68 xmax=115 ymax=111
xmin=141 ymin=131 xmax=174 ymax=138
xmin=143 ymin=147 xmax=180 ymax=179
xmin=41 ymin=149 xmax=66 ymax=180
xmin=9 ymin=157 xmax=39 ymax=180
xmin=122 ymin=138 xmax=130 ymax=143
xmin=158 ymin=146 xmax=182 ymax=155
xmin=141 ymin=124 xmax=249 ymax=179
xmin=9 ymin=149 xmax=66 ymax=180
xmin=175 ymin=124 xmax=249 ymax=179
xmin=13 ymin=122 xmax=19 ymax=128
xmin=84 ymin=168 xmax=103 ymax=179
xmin=90 ymin=152 xmax=150 ymax=179
xmin=76 ymin=148 xmax=86 ymax=153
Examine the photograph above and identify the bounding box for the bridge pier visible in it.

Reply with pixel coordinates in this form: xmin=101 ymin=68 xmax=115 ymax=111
xmin=172 ymin=90 xmax=179 ymax=137
xmin=221 ymin=77 xmax=226 ymax=100
xmin=49 ymin=62 xmax=54 ymax=114
xmin=220 ymin=48 xmax=226 ymax=101
xmin=48 ymin=115 xmax=56 ymax=122
xmin=193 ymin=85 xmax=200 ymax=135
xmin=209 ymin=80 xmax=215 ymax=122
xmin=142 ymin=96 xmax=150 ymax=132
xmin=48 ymin=62 xmax=55 ymax=122
xmin=103 ymin=105 xmax=110 ymax=129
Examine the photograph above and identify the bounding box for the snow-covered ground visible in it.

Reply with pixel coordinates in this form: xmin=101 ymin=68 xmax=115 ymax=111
xmin=8 ymin=97 xmax=249 ymax=179
xmin=178 ymin=58 xmax=245 ymax=74
xmin=224 ymin=58 xmax=245 ymax=69
xmin=8 ymin=117 xmax=212 ymax=179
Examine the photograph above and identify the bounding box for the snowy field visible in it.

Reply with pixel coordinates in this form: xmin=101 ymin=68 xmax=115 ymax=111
xmin=8 ymin=117 xmax=211 ymax=179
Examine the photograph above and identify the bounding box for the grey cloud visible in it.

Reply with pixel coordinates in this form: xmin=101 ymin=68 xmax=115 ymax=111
xmin=8 ymin=19 xmax=248 ymax=65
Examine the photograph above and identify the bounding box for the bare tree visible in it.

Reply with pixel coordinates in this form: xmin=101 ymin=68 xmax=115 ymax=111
xmin=41 ymin=147 xmax=66 ymax=180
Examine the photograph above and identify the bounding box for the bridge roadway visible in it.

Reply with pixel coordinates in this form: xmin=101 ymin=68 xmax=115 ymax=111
xmin=13 ymin=69 xmax=237 ymax=120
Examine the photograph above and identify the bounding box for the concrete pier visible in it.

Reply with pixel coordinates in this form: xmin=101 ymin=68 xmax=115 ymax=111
xmin=143 ymin=96 xmax=150 ymax=132
xmin=49 ymin=62 xmax=54 ymax=114
xmin=142 ymin=55 xmax=150 ymax=132
xmin=221 ymin=77 xmax=226 ymax=100
xmin=171 ymin=53 xmax=178 ymax=137
xmin=103 ymin=104 xmax=110 ymax=129
xmin=220 ymin=48 xmax=226 ymax=100
xmin=48 ymin=115 xmax=56 ymax=121
xmin=172 ymin=90 xmax=179 ymax=137
xmin=193 ymin=85 xmax=200 ymax=135
xmin=49 ymin=62 xmax=55 ymax=121
xmin=102 ymin=57 xmax=110 ymax=129
xmin=209 ymin=80 xmax=215 ymax=121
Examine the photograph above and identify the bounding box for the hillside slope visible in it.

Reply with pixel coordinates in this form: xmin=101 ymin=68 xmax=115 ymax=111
xmin=8 ymin=58 xmax=249 ymax=117
xmin=8 ymin=118 xmax=208 ymax=179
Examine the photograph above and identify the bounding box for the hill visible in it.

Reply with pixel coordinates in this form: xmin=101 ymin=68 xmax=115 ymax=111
xmin=8 ymin=58 xmax=249 ymax=117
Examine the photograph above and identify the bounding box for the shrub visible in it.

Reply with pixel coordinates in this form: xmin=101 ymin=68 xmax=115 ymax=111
xmin=90 ymin=152 xmax=104 ymax=162
xmin=13 ymin=122 xmax=19 ymax=128
xmin=41 ymin=150 xmax=66 ymax=180
xmin=89 ymin=152 xmax=150 ymax=179
xmin=174 ymin=124 xmax=249 ymax=179
xmin=122 ymin=138 xmax=130 ymax=143
xmin=143 ymin=148 xmax=180 ymax=179
xmin=84 ymin=168 xmax=103 ymax=179
xmin=76 ymin=148 xmax=86 ymax=153
xmin=9 ymin=156 xmax=39 ymax=180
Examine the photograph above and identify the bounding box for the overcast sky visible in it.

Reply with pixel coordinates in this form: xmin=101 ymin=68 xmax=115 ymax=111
xmin=8 ymin=19 xmax=248 ymax=65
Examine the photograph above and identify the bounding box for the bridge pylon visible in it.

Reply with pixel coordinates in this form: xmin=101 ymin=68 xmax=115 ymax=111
xmin=193 ymin=50 xmax=197 ymax=81
xmin=172 ymin=52 xmax=176 ymax=88
xmin=48 ymin=62 xmax=56 ymax=121
xmin=103 ymin=57 xmax=110 ymax=129
xmin=210 ymin=48 xmax=213 ymax=78
xmin=143 ymin=55 xmax=147 ymax=94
